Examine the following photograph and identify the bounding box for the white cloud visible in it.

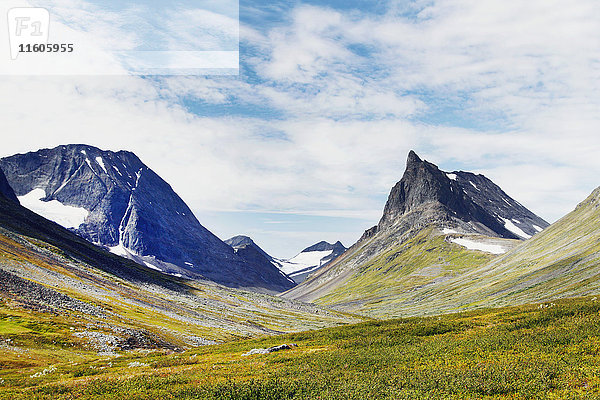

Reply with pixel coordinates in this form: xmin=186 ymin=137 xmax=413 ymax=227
xmin=1 ymin=0 xmax=599 ymax=255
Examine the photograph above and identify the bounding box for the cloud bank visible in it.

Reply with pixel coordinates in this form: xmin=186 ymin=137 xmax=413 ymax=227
xmin=1 ymin=0 xmax=598 ymax=255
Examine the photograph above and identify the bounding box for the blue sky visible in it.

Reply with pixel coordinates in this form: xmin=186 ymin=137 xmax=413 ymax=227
xmin=1 ymin=0 xmax=599 ymax=257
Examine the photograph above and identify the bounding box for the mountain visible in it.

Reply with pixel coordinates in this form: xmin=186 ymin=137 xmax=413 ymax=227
xmin=225 ymin=235 xmax=274 ymax=262
xmin=283 ymin=151 xmax=549 ymax=316
xmin=0 ymin=166 xmax=359 ymax=354
xmin=278 ymin=241 xmax=346 ymax=284
xmin=0 ymin=144 xmax=294 ymax=293
xmin=225 ymin=235 xmax=295 ymax=286
xmin=375 ymin=150 xmax=547 ymax=240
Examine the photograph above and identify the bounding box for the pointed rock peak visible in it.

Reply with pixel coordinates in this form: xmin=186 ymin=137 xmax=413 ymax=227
xmin=378 ymin=151 xmax=452 ymax=226
xmin=406 ymin=150 xmax=423 ymax=165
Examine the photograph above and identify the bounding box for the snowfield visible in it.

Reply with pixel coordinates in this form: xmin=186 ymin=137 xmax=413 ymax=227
xmin=501 ymin=217 xmax=532 ymax=239
xmin=278 ymin=250 xmax=333 ymax=275
xmin=451 ymin=238 xmax=506 ymax=255
xmin=18 ymin=188 xmax=89 ymax=229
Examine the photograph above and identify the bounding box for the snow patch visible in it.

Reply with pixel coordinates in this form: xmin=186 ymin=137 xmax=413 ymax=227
xmin=184 ymin=262 xmax=194 ymax=267
xmin=18 ymin=189 xmax=88 ymax=229
xmin=95 ymin=157 xmax=108 ymax=174
xmin=108 ymin=243 xmax=129 ymax=257
xmin=84 ymin=158 xmax=93 ymax=171
xmin=469 ymin=181 xmax=479 ymax=191
xmin=451 ymin=238 xmax=506 ymax=255
xmin=143 ymin=260 xmax=163 ymax=272
xmin=442 ymin=228 xmax=458 ymax=234
xmin=278 ymin=250 xmax=333 ymax=275
xmin=501 ymin=217 xmax=531 ymax=239
xmin=446 ymin=173 xmax=457 ymax=181
xmin=533 ymin=225 xmax=544 ymax=232
xmin=112 ymin=165 xmax=122 ymax=176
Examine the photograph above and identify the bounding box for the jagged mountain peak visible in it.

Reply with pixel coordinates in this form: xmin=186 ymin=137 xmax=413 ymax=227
xmin=380 ymin=151 xmax=455 ymax=225
xmin=283 ymin=151 xmax=551 ymax=307
xmin=377 ymin=151 xmax=549 ymax=240
xmin=406 ymin=149 xmax=421 ymax=164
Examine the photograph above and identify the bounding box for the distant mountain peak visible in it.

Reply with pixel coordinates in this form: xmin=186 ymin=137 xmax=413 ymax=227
xmin=380 ymin=150 xmax=454 ymax=224
xmin=225 ymin=235 xmax=274 ymax=262
xmin=302 ymin=241 xmax=346 ymax=253
xmin=277 ymin=240 xmax=347 ymax=284
xmin=283 ymin=151 xmax=551 ymax=306
xmin=225 ymin=235 xmax=256 ymax=248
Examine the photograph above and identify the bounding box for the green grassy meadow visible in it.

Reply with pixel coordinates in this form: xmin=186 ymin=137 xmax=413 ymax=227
xmin=2 ymin=296 xmax=600 ymax=399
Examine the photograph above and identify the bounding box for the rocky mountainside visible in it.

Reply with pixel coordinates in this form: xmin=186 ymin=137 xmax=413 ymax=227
xmin=374 ymin=150 xmax=547 ymax=240
xmin=341 ymin=185 xmax=600 ymax=318
xmin=0 ymin=167 xmax=18 ymax=204
xmin=0 ymin=145 xmax=294 ymax=293
xmin=283 ymin=151 xmax=548 ymax=313
xmin=225 ymin=235 xmax=295 ymax=286
xmin=278 ymin=241 xmax=347 ymax=284
xmin=225 ymin=235 xmax=274 ymax=262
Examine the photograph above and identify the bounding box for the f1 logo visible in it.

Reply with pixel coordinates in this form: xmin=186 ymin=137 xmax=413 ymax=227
xmin=7 ymin=8 xmax=50 ymax=60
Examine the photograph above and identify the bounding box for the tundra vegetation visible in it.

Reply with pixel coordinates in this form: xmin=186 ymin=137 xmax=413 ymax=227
xmin=1 ymin=296 xmax=600 ymax=399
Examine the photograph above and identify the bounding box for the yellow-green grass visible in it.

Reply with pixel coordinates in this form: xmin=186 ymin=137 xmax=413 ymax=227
xmin=312 ymin=227 xmax=498 ymax=318
xmin=0 ymin=303 xmax=97 ymax=372
xmin=2 ymin=296 xmax=600 ymax=399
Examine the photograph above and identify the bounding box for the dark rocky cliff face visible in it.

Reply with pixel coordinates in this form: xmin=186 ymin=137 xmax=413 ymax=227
xmin=371 ymin=150 xmax=549 ymax=240
xmin=0 ymin=145 xmax=294 ymax=293
xmin=225 ymin=236 xmax=295 ymax=287
xmin=0 ymin=167 xmax=18 ymax=203
xmin=225 ymin=235 xmax=274 ymax=261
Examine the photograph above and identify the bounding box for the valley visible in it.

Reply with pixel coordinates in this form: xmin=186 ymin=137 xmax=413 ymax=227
xmin=1 ymin=146 xmax=599 ymax=399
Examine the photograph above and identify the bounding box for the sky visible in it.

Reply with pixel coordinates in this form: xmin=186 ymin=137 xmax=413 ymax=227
xmin=0 ymin=0 xmax=599 ymax=258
